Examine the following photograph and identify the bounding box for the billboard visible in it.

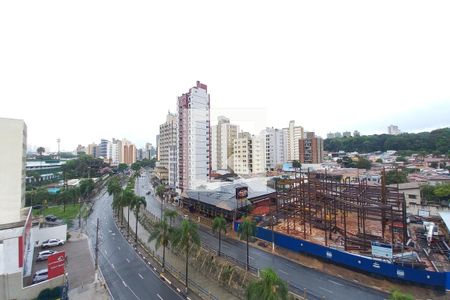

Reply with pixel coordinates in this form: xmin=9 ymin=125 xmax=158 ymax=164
xmin=236 ymin=186 xmax=248 ymax=199
xmin=48 ymin=251 xmax=65 ymax=279
xmin=418 ymin=209 xmax=430 ymax=218
xmin=371 ymin=241 xmax=393 ymax=259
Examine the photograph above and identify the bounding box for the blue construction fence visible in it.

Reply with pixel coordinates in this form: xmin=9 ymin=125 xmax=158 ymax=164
xmin=234 ymin=222 xmax=450 ymax=290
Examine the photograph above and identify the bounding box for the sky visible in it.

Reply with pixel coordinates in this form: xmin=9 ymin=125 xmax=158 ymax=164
xmin=1 ymin=1 xmax=449 ymax=152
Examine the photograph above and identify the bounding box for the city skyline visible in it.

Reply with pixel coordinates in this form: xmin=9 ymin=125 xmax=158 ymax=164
xmin=1 ymin=1 xmax=450 ymax=151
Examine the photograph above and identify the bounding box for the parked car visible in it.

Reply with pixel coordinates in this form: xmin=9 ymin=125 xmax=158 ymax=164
xmin=45 ymin=215 xmax=58 ymax=222
xmin=146 ymin=191 xmax=151 ymax=195
xmin=32 ymin=269 xmax=48 ymax=284
xmin=36 ymin=250 xmax=57 ymax=261
xmin=42 ymin=239 xmax=64 ymax=248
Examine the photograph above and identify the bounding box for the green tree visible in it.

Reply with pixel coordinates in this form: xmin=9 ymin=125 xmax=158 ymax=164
xmin=164 ymin=209 xmax=178 ymax=227
xmin=389 ymin=289 xmax=414 ymax=300
xmin=434 ymin=183 xmax=450 ymax=200
xmin=122 ymin=188 xmax=135 ymax=235
xmin=131 ymin=162 xmax=141 ymax=172
xmin=292 ymin=160 xmax=301 ymax=169
xmin=396 ymin=156 xmax=407 ymax=162
xmin=246 ymin=268 xmax=288 ymax=300
xmin=355 ymin=157 xmax=372 ymax=170
xmin=238 ymin=217 xmax=257 ymax=271
xmin=212 ymin=216 xmax=227 ymax=256
xmin=148 ymin=217 xmax=172 ymax=272
xmin=108 ymin=177 xmax=122 ymax=217
xmin=156 ymin=185 xmax=165 ymax=199
xmin=37 ymin=147 xmax=45 ymax=158
xmin=79 ymin=179 xmax=95 ymax=198
xmin=172 ymin=219 xmax=201 ymax=293
xmin=118 ymin=163 xmax=128 ymax=172
xmin=131 ymin=195 xmax=147 ymax=244
xmin=385 ymin=170 xmax=408 ymax=185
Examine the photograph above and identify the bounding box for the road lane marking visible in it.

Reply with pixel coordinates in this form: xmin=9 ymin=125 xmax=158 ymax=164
xmin=126 ymin=258 xmax=130 ymax=263
xmin=249 ymin=256 xmax=255 ymax=260
xmin=156 ymin=294 xmax=163 ymax=300
xmin=118 ymin=246 xmax=121 ymax=250
xmin=105 ymin=250 xmax=107 ymax=255
xmin=111 ymin=264 xmax=115 ymax=269
xmin=328 ymin=279 xmax=344 ymax=287
xmin=279 ymin=269 xmax=289 ymax=275
xmin=138 ymin=273 xmax=144 ymax=279
xmin=123 ymin=280 xmax=127 ymax=287
xmin=319 ymin=287 xmax=333 ymax=294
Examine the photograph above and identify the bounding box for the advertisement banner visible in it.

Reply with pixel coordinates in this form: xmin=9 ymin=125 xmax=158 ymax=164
xmin=235 ymin=186 xmax=248 ymax=199
xmin=48 ymin=251 xmax=65 ymax=279
xmin=371 ymin=241 xmax=393 ymax=259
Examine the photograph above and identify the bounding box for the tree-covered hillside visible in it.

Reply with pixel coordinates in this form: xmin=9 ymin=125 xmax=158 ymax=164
xmin=324 ymin=128 xmax=450 ymax=154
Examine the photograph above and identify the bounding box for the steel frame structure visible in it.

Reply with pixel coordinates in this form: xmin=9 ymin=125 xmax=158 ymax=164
xmin=275 ymin=170 xmax=407 ymax=252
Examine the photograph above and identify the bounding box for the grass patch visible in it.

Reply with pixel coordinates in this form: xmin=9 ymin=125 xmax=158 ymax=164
xmin=33 ymin=204 xmax=80 ymax=224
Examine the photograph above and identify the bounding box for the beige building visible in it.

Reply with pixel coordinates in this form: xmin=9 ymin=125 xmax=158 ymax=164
xmin=86 ymin=143 xmax=98 ymax=158
xmin=121 ymin=139 xmax=136 ymax=165
xmin=0 ymin=118 xmax=26 ymax=224
xmin=157 ymin=112 xmax=177 ymax=184
xmin=283 ymin=120 xmax=304 ymax=162
xmin=211 ymin=116 xmax=239 ymax=171
xmin=232 ymin=132 xmax=265 ymax=175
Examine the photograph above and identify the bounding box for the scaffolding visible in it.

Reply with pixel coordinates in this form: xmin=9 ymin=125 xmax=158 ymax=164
xmin=275 ymin=169 xmax=408 ymax=253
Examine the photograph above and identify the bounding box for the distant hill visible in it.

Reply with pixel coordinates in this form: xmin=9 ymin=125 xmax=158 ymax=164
xmin=324 ymin=128 xmax=450 ymax=154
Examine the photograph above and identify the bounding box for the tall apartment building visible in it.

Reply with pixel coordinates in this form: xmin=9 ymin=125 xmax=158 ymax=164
xmin=99 ymin=139 xmax=112 ymax=160
xmin=299 ymin=132 xmax=324 ymax=164
xmin=334 ymin=132 xmax=342 ymax=138
xmin=326 ymin=133 xmax=335 ymax=139
xmin=87 ymin=143 xmax=99 ymax=158
xmin=121 ymin=139 xmax=136 ymax=165
xmin=211 ymin=116 xmax=239 ymax=171
xmin=353 ymin=130 xmax=361 ymax=137
xmin=388 ymin=125 xmax=401 ymax=135
xmin=263 ymin=127 xmax=284 ymax=171
xmin=177 ymin=81 xmax=211 ymax=192
xmin=0 ymin=118 xmax=26 ymax=224
xmin=232 ymin=132 xmax=266 ymax=175
xmin=282 ymin=120 xmax=304 ymax=162
xmin=343 ymin=131 xmax=352 ymax=138
xmin=156 ymin=134 xmax=160 ymax=161
xmin=233 ymin=132 xmax=252 ymax=175
xmin=111 ymin=138 xmax=122 ymax=166
xmin=158 ymin=112 xmax=177 ymax=186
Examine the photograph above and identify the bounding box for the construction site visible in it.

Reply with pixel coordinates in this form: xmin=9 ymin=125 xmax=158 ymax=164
xmin=264 ymin=170 xmax=450 ymax=273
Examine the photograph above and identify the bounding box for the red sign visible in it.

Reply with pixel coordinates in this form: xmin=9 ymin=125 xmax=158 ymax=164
xmin=48 ymin=251 xmax=65 ymax=279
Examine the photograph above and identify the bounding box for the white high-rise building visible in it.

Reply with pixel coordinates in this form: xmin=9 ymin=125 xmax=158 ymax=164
xmin=0 ymin=118 xmax=26 ymax=224
xmin=263 ymin=127 xmax=285 ymax=171
xmin=177 ymin=81 xmax=211 ymax=192
xmin=388 ymin=125 xmax=401 ymax=135
xmin=252 ymin=134 xmax=266 ymax=174
xmin=282 ymin=120 xmax=304 ymax=162
xmin=211 ymin=116 xmax=239 ymax=171
xmin=111 ymin=139 xmax=122 ymax=166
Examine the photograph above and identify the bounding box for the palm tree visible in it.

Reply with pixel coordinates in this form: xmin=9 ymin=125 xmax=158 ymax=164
xmin=131 ymin=195 xmax=147 ymax=244
xmin=246 ymin=268 xmax=288 ymax=300
xmin=148 ymin=217 xmax=171 ymax=272
xmin=37 ymin=147 xmax=45 ymax=159
xmin=212 ymin=216 xmax=227 ymax=256
xmin=164 ymin=209 xmax=178 ymax=227
xmin=172 ymin=219 xmax=201 ymax=293
xmin=122 ymin=188 xmax=135 ymax=235
xmin=107 ymin=177 xmax=122 ymax=217
xmin=238 ymin=217 xmax=256 ymax=271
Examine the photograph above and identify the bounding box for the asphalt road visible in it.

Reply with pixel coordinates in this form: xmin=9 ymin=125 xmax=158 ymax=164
xmin=138 ymin=170 xmax=387 ymax=300
xmin=86 ymin=186 xmax=182 ymax=300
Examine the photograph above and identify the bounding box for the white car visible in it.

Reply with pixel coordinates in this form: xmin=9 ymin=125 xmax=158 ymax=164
xmin=36 ymin=250 xmax=57 ymax=261
xmin=42 ymin=239 xmax=64 ymax=248
xmin=32 ymin=269 xmax=48 ymax=284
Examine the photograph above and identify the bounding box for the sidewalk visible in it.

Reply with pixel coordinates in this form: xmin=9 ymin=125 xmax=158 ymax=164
xmin=123 ymin=208 xmax=239 ymax=300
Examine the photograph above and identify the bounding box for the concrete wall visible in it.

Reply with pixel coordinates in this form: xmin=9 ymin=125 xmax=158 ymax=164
xmin=31 ymin=225 xmax=67 ymax=247
xmin=0 ymin=271 xmax=64 ymax=300
xmin=0 ymin=118 xmax=26 ymax=224
xmin=408 ymin=203 xmax=450 ymax=217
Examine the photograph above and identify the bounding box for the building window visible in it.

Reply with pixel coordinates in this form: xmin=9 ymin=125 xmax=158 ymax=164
xmin=408 ymin=194 xmax=417 ymax=199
